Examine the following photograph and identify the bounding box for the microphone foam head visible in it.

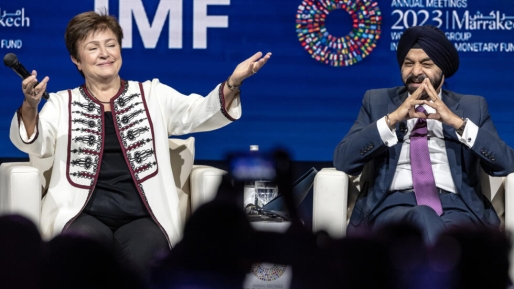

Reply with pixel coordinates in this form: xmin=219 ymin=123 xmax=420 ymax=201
xmin=3 ymin=53 xmax=19 ymax=68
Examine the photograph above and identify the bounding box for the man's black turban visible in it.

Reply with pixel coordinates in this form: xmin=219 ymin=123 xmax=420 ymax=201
xmin=396 ymin=25 xmax=459 ymax=78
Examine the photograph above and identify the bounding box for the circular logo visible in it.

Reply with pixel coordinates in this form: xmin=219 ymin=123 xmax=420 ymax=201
xmin=251 ymin=263 xmax=288 ymax=281
xmin=296 ymin=0 xmax=382 ymax=67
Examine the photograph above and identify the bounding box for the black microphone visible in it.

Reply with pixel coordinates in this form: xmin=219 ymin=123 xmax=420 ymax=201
xmin=400 ymin=122 xmax=407 ymax=132
xmin=3 ymin=53 xmax=50 ymax=100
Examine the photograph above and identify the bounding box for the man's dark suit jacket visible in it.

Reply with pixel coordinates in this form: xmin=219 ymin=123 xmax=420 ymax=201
xmin=333 ymin=87 xmax=514 ymax=236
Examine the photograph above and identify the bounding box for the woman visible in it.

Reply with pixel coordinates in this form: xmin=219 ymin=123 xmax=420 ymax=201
xmin=11 ymin=11 xmax=271 ymax=281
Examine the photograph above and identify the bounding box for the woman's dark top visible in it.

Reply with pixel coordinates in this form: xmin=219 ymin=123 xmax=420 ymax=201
xmin=83 ymin=112 xmax=149 ymax=224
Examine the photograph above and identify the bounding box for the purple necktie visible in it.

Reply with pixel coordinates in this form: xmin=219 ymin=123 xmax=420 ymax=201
xmin=410 ymin=106 xmax=443 ymax=216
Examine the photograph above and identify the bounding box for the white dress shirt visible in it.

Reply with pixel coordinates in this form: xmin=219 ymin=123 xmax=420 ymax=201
xmin=377 ymin=92 xmax=479 ymax=193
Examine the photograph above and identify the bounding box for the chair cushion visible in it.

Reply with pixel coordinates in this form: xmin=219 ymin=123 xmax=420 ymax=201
xmin=168 ymin=137 xmax=195 ymax=221
xmin=29 ymin=155 xmax=53 ymax=196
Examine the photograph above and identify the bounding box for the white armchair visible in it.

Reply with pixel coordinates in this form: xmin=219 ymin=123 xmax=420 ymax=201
xmin=312 ymin=167 xmax=514 ymax=279
xmin=0 ymin=162 xmax=41 ymax=226
xmin=0 ymin=137 xmax=226 ymax=233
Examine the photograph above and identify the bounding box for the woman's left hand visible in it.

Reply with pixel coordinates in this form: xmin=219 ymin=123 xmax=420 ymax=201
xmin=229 ymin=52 xmax=272 ymax=85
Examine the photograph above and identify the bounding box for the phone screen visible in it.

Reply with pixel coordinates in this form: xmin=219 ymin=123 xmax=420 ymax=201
xmin=228 ymin=152 xmax=276 ymax=183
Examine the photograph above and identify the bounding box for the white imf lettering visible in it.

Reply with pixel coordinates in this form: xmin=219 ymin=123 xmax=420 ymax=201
xmin=0 ymin=39 xmax=23 ymax=49
xmin=95 ymin=0 xmax=230 ymax=49
xmin=0 ymin=8 xmax=30 ymax=27
xmin=391 ymin=32 xmax=403 ymax=40
xmin=119 ymin=0 xmax=182 ymax=49
xmin=426 ymin=0 xmax=467 ymax=8
xmin=445 ymin=32 xmax=472 ymax=41
xmin=454 ymin=42 xmax=500 ymax=52
xmin=452 ymin=10 xmax=514 ymax=30
xmin=193 ymin=0 xmax=230 ymax=49
xmin=391 ymin=0 xmax=424 ymax=8
xmin=500 ymin=43 xmax=514 ymax=52
xmin=452 ymin=10 xmax=468 ymax=29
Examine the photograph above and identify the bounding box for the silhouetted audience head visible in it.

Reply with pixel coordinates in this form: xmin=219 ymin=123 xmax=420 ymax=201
xmin=151 ymin=177 xmax=255 ymax=288
xmin=373 ymin=222 xmax=431 ymax=289
xmin=42 ymin=232 xmax=139 ymax=289
xmin=431 ymin=226 xmax=511 ymax=289
xmin=317 ymin=235 xmax=395 ymax=289
xmin=4 ymin=195 xmax=513 ymax=289
xmin=0 ymin=214 xmax=42 ymax=289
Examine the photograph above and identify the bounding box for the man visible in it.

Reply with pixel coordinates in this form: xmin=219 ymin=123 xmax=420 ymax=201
xmin=333 ymin=25 xmax=514 ymax=244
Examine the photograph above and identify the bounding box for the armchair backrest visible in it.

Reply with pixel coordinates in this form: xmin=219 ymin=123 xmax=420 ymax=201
xmin=480 ymin=171 xmax=506 ymax=224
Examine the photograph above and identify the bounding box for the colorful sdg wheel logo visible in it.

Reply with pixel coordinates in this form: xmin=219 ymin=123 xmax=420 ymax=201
xmin=296 ymin=0 xmax=382 ymax=67
xmin=251 ymin=263 xmax=288 ymax=281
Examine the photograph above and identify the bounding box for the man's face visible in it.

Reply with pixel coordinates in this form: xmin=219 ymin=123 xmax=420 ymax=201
xmin=401 ymin=48 xmax=444 ymax=99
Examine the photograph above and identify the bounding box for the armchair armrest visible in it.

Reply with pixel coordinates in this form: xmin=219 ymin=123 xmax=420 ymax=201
xmin=312 ymin=168 xmax=349 ymax=238
xmin=0 ymin=162 xmax=41 ymax=228
xmin=504 ymin=173 xmax=514 ymax=233
xmin=189 ymin=165 xmax=226 ymax=213
xmin=502 ymin=173 xmax=514 ymax=281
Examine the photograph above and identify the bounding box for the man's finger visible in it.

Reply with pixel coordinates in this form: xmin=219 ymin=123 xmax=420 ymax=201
xmin=411 ymin=99 xmax=426 ymax=105
xmin=423 ymin=100 xmax=437 ymax=108
xmin=424 ymin=81 xmax=439 ymax=102
xmin=409 ymin=85 xmax=423 ymax=99
xmin=426 ymin=113 xmax=441 ymax=120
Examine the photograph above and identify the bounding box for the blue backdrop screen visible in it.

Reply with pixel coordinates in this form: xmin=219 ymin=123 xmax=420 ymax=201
xmin=1 ymin=0 xmax=513 ymax=161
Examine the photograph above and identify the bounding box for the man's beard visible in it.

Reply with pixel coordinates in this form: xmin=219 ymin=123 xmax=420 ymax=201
xmin=404 ymin=72 xmax=443 ymax=100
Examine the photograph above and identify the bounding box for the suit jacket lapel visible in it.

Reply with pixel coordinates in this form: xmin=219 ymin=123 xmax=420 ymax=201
xmin=442 ymin=90 xmax=463 ymax=136
xmin=389 ymin=87 xmax=408 ymax=107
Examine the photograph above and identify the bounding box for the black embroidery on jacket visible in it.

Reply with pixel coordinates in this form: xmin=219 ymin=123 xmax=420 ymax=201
xmin=67 ymin=81 xmax=157 ymax=188
xmin=112 ymin=82 xmax=158 ymax=183
xmin=67 ymin=87 xmax=104 ymax=187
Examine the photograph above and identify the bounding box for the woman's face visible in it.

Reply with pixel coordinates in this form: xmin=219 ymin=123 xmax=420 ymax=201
xmin=72 ymin=29 xmax=122 ymax=82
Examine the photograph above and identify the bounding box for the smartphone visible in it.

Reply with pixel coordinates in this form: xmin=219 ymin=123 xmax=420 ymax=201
xmin=227 ymin=151 xmax=277 ymax=184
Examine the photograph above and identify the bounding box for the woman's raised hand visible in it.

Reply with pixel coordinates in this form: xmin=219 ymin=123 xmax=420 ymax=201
xmin=229 ymin=52 xmax=272 ymax=85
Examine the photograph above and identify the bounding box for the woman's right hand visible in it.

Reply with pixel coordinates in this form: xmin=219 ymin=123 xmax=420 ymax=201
xmin=22 ymin=70 xmax=49 ymax=108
